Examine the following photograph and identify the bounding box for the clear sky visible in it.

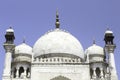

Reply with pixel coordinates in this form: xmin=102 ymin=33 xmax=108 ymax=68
xmin=0 ymin=0 xmax=120 ymax=79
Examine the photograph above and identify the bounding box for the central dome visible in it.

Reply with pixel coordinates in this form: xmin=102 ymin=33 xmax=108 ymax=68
xmin=33 ymin=29 xmax=84 ymax=59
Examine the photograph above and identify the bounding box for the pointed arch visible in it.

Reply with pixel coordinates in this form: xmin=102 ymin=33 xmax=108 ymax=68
xmin=13 ymin=68 xmax=17 ymax=78
xmin=96 ymin=67 xmax=100 ymax=77
xmin=50 ymin=75 xmax=71 ymax=80
xmin=19 ymin=66 xmax=24 ymax=77
xmin=26 ymin=67 xmax=30 ymax=77
xmin=90 ymin=68 xmax=93 ymax=78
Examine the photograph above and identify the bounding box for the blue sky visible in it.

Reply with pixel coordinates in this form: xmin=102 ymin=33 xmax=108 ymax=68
xmin=0 ymin=0 xmax=120 ymax=79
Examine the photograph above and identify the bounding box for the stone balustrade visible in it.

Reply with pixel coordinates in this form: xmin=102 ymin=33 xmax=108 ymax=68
xmin=33 ymin=57 xmax=82 ymax=63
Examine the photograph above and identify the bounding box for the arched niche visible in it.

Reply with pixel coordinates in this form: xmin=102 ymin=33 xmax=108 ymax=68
xmin=19 ymin=66 xmax=24 ymax=77
xmin=90 ymin=68 xmax=93 ymax=78
xmin=26 ymin=67 xmax=30 ymax=78
xmin=13 ymin=68 xmax=17 ymax=78
xmin=96 ymin=67 xmax=100 ymax=77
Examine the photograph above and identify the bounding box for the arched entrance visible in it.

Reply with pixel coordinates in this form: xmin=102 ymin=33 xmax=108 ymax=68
xmin=50 ymin=75 xmax=71 ymax=80
xmin=19 ymin=66 xmax=24 ymax=77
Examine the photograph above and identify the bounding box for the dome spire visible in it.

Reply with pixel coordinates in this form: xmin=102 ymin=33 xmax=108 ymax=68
xmin=93 ymin=37 xmax=96 ymax=45
xmin=6 ymin=26 xmax=14 ymax=32
xmin=55 ymin=9 xmax=60 ymax=28
xmin=23 ymin=36 xmax=26 ymax=43
xmin=107 ymin=26 xmax=110 ymax=30
xmin=93 ymin=40 xmax=96 ymax=44
xmin=9 ymin=26 xmax=12 ymax=29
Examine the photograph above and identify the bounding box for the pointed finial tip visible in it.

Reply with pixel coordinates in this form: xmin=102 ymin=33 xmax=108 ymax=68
xmin=23 ymin=36 xmax=26 ymax=43
xmin=107 ymin=27 xmax=110 ymax=30
xmin=93 ymin=37 xmax=96 ymax=45
xmin=9 ymin=26 xmax=12 ymax=29
xmin=9 ymin=24 xmax=13 ymax=29
xmin=93 ymin=40 xmax=96 ymax=44
xmin=55 ymin=9 xmax=60 ymax=28
xmin=56 ymin=9 xmax=59 ymax=15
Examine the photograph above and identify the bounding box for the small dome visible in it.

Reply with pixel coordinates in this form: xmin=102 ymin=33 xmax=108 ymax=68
xmin=87 ymin=44 xmax=104 ymax=55
xmin=6 ymin=27 xmax=14 ymax=32
xmin=33 ymin=29 xmax=84 ymax=59
xmin=105 ymin=30 xmax=113 ymax=34
xmin=15 ymin=43 xmax=32 ymax=55
xmin=105 ymin=28 xmax=113 ymax=34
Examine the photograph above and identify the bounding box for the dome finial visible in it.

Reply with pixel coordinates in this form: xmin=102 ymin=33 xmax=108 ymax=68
xmin=105 ymin=26 xmax=113 ymax=34
xmin=9 ymin=24 xmax=13 ymax=29
xmin=9 ymin=26 xmax=12 ymax=29
xmin=6 ymin=26 xmax=14 ymax=32
xmin=107 ymin=26 xmax=110 ymax=30
xmin=93 ymin=37 xmax=96 ymax=44
xmin=23 ymin=36 xmax=26 ymax=43
xmin=55 ymin=9 xmax=60 ymax=28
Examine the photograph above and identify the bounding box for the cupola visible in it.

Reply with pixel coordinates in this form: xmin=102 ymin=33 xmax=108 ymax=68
xmin=5 ymin=27 xmax=15 ymax=44
xmin=104 ymin=28 xmax=114 ymax=45
xmin=86 ymin=41 xmax=104 ymax=62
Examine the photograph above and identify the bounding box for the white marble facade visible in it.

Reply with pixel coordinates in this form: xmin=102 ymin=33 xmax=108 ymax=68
xmin=2 ymin=13 xmax=118 ymax=80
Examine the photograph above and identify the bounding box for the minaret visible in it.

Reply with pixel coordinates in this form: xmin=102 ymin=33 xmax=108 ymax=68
xmin=2 ymin=27 xmax=15 ymax=79
xmin=104 ymin=28 xmax=118 ymax=80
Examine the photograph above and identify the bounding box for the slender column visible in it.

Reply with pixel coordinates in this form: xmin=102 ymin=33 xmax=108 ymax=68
xmin=16 ymin=67 xmax=19 ymax=78
xmin=27 ymin=71 xmax=31 ymax=78
xmin=109 ymin=53 xmax=118 ymax=80
xmin=11 ymin=69 xmax=14 ymax=78
xmin=106 ymin=45 xmax=117 ymax=72
xmin=105 ymin=45 xmax=118 ymax=80
xmin=87 ymin=53 xmax=89 ymax=62
xmin=100 ymin=68 xmax=104 ymax=78
xmin=23 ymin=68 xmax=27 ymax=78
xmin=92 ymin=68 xmax=96 ymax=79
xmin=109 ymin=53 xmax=116 ymax=72
xmin=3 ymin=44 xmax=15 ymax=78
xmin=3 ymin=52 xmax=11 ymax=76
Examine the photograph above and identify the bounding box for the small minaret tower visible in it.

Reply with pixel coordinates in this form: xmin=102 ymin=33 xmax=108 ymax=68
xmin=2 ymin=27 xmax=15 ymax=79
xmin=104 ymin=28 xmax=118 ymax=80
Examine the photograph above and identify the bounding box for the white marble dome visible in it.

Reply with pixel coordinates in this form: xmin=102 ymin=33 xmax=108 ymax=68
xmin=6 ymin=27 xmax=14 ymax=32
xmin=105 ymin=30 xmax=113 ymax=34
xmin=15 ymin=43 xmax=32 ymax=55
xmin=33 ymin=29 xmax=84 ymax=59
xmin=105 ymin=29 xmax=113 ymax=34
xmin=87 ymin=44 xmax=104 ymax=55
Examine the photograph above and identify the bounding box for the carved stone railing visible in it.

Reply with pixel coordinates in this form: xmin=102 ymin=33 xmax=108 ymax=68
xmin=33 ymin=57 xmax=82 ymax=64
